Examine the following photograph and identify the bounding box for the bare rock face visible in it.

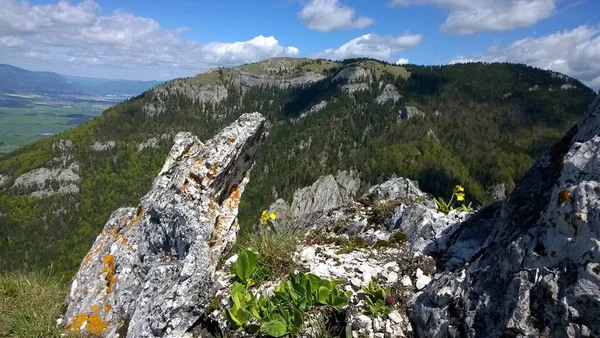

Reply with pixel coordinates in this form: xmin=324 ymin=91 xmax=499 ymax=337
xmin=232 ymin=70 xmax=326 ymax=89
xmin=375 ymin=84 xmax=401 ymax=104
xmin=64 ymin=113 xmax=266 ymax=337
xmin=144 ymin=82 xmax=229 ymax=117
xmin=12 ymin=139 xmax=80 ymax=197
xmin=91 ymin=140 xmax=116 ymax=152
xmin=399 ymin=106 xmax=425 ymax=120
xmin=410 ymin=96 xmax=600 ymax=338
xmin=290 ymin=170 xmax=361 ymax=219
xmin=332 ymin=66 xmax=372 ymax=93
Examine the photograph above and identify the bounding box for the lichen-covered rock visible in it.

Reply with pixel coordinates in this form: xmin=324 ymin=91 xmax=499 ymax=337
xmin=290 ymin=170 xmax=361 ymax=219
xmin=375 ymin=84 xmax=401 ymax=104
xmin=64 ymin=113 xmax=266 ymax=337
xmin=410 ymin=96 xmax=600 ymax=338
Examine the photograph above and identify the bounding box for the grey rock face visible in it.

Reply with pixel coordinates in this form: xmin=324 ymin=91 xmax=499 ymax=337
xmin=0 ymin=174 xmax=6 ymax=186
xmin=375 ymin=84 xmax=401 ymax=104
xmin=290 ymin=170 xmax=361 ymax=219
xmin=144 ymin=82 xmax=228 ymax=117
xmin=410 ymin=96 xmax=600 ymax=338
xmin=399 ymin=106 xmax=425 ymax=120
xmin=332 ymin=66 xmax=371 ymax=83
xmin=486 ymin=183 xmax=506 ymax=201
xmin=64 ymin=113 xmax=266 ymax=337
xmin=91 ymin=140 xmax=116 ymax=152
xmin=232 ymin=70 xmax=326 ymax=89
xmin=368 ymin=177 xmax=425 ymax=202
xmin=12 ymin=139 xmax=80 ymax=197
xmin=137 ymin=137 xmax=159 ymax=152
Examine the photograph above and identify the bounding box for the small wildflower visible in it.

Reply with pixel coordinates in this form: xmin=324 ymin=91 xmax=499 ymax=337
xmin=385 ymin=295 xmax=395 ymax=305
xmin=269 ymin=212 xmax=276 ymax=220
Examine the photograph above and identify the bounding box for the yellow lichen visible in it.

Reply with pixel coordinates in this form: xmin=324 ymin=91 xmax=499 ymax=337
xmin=104 ymin=304 xmax=112 ymax=313
xmin=211 ymin=162 xmax=218 ymax=177
xmin=71 ymin=313 xmax=88 ymax=331
xmin=102 ymin=254 xmax=116 ymax=294
xmin=91 ymin=304 xmax=100 ymax=312
xmin=132 ymin=208 xmax=145 ymax=225
xmin=86 ymin=312 xmax=110 ymax=336
xmin=121 ymin=237 xmax=127 ymax=245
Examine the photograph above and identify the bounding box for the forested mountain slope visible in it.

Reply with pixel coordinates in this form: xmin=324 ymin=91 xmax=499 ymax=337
xmin=0 ymin=58 xmax=595 ymax=274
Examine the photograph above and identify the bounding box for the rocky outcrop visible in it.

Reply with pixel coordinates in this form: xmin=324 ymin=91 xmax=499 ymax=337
xmin=290 ymin=170 xmax=361 ymax=219
xmin=232 ymin=70 xmax=326 ymax=89
xmin=144 ymin=82 xmax=229 ymax=117
xmin=399 ymin=106 xmax=425 ymax=120
xmin=410 ymin=96 xmax=600 ymax=338
xmin=0 ymin=174 xmax=6 ymax=186
xmin=137 ymin=137 xmax=159 ymax=152
xmin=91 ymin=140 xmax=116 ymax=152
xmin=64 ymin=113 xmax=266 ymax=337
xmin=12 ymin=139 xmax=80 ymax=197
xmin=375 ymin=84 xmax=401 ymax=104
xmin=332 ymin=66 xmax=372 ymax=93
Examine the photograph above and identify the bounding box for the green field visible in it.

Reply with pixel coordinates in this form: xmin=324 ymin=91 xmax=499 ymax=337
xmin=0 ymin=93 xmax=112 ymax=154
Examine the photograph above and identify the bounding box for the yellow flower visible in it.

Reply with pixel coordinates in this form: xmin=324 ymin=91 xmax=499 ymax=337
xmin=260 ymin=210 xmax=268 ymax=223
xmin=269 ymin=212 xmax=276 ymax=220
xmin=456 ymin=192 xmax=465 ymax=201
xmin=454 ymin=185 xmax=464 ymax=193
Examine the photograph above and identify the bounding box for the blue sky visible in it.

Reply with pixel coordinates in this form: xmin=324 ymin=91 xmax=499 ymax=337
xmin=0 ymin=0 xmax=599 ymax=88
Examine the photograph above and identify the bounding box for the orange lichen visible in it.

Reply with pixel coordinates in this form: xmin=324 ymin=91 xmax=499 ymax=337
xmin=132 ymin=208 xmax=145 ymax=225
xmin=71 ymin=313 xmax=88 ymax=331
xmin=127 ymin=246 xmax=132 ymax=251
xmin=86 ymin=312 xmax=110 ymax=336
xmin=121 ymin=237 xmax=127 ymax=245
xmin=227 ymin=184 xmax=241 ymax=208
xmin=211 ymin=162 xmax=218 ymax=177
xmin=104 ymin=304 xmax=112 ymax=313
xmin=229 ymin=137 xmax=236 ymax=143
xmin=558 ymin=189 xmax=572 ymax=205
xmin=102 ymin=254 xmax=116 ymax=294
xmin=91 ymin=304 xmax=100 ymax=312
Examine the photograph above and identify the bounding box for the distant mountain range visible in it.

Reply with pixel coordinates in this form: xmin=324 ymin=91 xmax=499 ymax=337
xmin=0 ymin=64 xmax=164 ymax=96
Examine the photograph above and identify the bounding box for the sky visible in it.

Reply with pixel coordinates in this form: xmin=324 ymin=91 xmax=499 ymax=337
xmin=0 ymin=0 xmax=599 ymax=89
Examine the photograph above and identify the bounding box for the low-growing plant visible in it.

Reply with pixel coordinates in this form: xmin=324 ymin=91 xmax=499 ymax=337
xmin=227 ymin=252 xmax=352 ymax=337
xmin=234 ymin=249 xmax=259 ymax=286
xmin=362 ymin=280 xmax=392 ymax=316
xmin=436 ymin=185 xmax=473 ymax=214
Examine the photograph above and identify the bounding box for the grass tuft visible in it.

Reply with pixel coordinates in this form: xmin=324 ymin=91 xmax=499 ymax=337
xmin=238 ymin=225 xmax=301 ymax=277
xmin=0 ymin=269 xmax=77 ymax=338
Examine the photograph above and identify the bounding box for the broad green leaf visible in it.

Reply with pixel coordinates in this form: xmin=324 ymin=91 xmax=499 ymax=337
xmin=227 ymin=307 xmax=250 ymax=327
xmin=261 ymin=320 xmax=288 ymax=337
xmin=318 ymin=286 xmax=331 ymax=304
xmin=331 ymin=296 xmax=349 ymax=309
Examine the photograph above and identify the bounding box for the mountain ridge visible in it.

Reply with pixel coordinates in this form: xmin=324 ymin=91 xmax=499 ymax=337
xmin=0 ymin=57 xmax=596 ymax=274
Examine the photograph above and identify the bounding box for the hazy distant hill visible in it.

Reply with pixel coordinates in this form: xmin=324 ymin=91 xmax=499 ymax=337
xmin=0 ymin=64 xmax=77 ymax=94
xmin=0 ymin=64 xmax=163 ymax=96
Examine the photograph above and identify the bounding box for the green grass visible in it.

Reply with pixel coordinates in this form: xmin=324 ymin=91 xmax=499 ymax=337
xmin=356 ymin=60 xmax=411 ymax=79
xmin=237 ymin=58 xmax=339 ymax=78
xmin=184 ymin=69 xmax=226 ymax=86
xmin=237 ymin=225 xmax=302 ymax=277
xmin=0 ymin=270 xmax=76 ymax=338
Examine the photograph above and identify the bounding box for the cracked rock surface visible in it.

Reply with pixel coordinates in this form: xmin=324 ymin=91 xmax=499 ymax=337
xmin=64 ymin=113 xmax=266 ymax=338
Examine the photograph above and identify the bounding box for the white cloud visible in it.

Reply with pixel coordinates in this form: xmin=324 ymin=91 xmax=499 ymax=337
xmin=450 ymin=26 xmax=600 ymax=89
xmin=396 ymin=57 xmax=409 ymax=65
xmin=391 ymin=0 xmax=556 ymax=35
xmin=0 ymin=0 xmax=299 ymax=79
xmin=314 ymin=33 xmax=422 ymax=61
xmin=299 ymin=0 xmax=373 ymax=32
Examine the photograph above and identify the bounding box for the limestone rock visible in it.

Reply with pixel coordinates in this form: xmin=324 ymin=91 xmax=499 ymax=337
xmin=290 ymin=170 xmax=361 ymax=219
xmin=410 ymin=95 xmax=600 ymax=338
xmin=486 ymin=183 xmax=506 ymax=201
xmin=64 ymin=113 xmax=266 ymax=337
xmin=0 ymin=174 xmax=6 ymax=186
xmin=232 ymin=69 xmax=326 ymax=89
xmin=367 ymin=177 xmax=425 ymax=202
xmin=375 ymin=84 xmax=401 ymax=104
xmin=91 ymin=140 xmax=116 ymax=152
xmin=12 ymin=139 xmax=80 ymax=197
xmin=144 ymin=82 xmax=228 ymax=117
xmin=399 ymin=106 xmax=425 ymax=120
xmin=332 ymin=66 xmax=371 ymax=83
xmin=137 ymin=137 xmax=159 ymax=152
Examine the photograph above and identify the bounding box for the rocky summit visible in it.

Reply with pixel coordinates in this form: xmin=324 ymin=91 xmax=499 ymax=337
xmin=64 ymin=113 xmax=266 ymax=337
xmin=62 ymin=93 xmax=600 ymax=338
